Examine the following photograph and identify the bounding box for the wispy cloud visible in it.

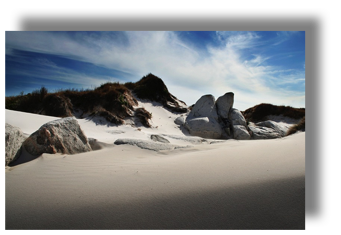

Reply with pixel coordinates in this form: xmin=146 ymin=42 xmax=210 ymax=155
xmin=6 ymin=31 xmax=305 ymax=110
xmin=270 ymin=31 xmax=302 ymax=47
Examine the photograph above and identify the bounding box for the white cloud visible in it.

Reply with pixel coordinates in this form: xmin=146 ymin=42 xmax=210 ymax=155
xmin=6 ymin=31 xmax=305 ymax=110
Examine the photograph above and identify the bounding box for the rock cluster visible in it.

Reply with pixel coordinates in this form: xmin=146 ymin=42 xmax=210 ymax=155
xmin=184 ymin=95 xmax=222 ymax=139
xmin=181 ymin=92 xmax=289 ymax=140
xmin=184 ymin=93 xmax=250 ymax=140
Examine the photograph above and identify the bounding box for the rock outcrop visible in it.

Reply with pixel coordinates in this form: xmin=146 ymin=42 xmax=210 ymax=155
xmin=114 ymin=138 xmax=184 ymax=151
xmin=249 ymin=120 xmax=289 ymax=140
xmin=23 ymin=117 xmax=92 ymax=156
xmin=184 ymin=93 xmax=249 ymax=140
xmin=228 ymin=108 xmax=251 ymax=140
xmin=185 ymin=117 xmax=223 ymax=139
xmin=188 ymin=95 xmax=219 ymax=121
xmin=216 ymin=92 xmax=234 ymax=119
xmin=5 ymin=123 xmax=27 ymax=166
xmin=150 ymin=134 xmax=170 ymax=143
xmin=182 ymin=92 xmax=294 ymax=141
xmin=185 ymin=95 xmax=222 ymax=139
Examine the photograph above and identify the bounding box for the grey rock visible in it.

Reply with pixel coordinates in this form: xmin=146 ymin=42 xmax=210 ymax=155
xmin=5 ymin=123 xmax=27 ymax=166
xmin=187 ymin=95 xmax=219 ymax=121
xmin=229 ymin=108 xmax=247 ymax=126
xmin=114 ymin=138 xmax=183 ymax=151
xmin=150 ymin=134 xmax=170 ymax=143
xmin=249 ymin=120 xmax=288 ymax=139
xmin=232 ymin=125 xmax=251 ymax=140
xmin=161 ymin=134 xmax=209 ymax=144
xmin=255 ymin=120 xmax=288 ymax=136
xmin=185 ymin=117 xmax=222 ymax=139
xmin=227 ymin=108 xmax=250 ymax=140
xmin=23 ymin=117 xmax=92 ymax=156
xmin=249 ymin=126 xmax=282 ymax=139
xmin=248 ymin=120 xmax=289 ymax=140
xmin=184 ymin=95 xmax=222 ymax=139
xmin=174 ymin=116 xmax=186 ymax=125
xmin=216 ymin=92 xmax=234 ymax=119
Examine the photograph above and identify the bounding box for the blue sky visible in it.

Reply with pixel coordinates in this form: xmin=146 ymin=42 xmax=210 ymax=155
xmin=5 ymin=31 xmax=305 ymax=110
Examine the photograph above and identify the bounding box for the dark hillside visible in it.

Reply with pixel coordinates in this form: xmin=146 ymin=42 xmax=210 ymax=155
xmin=242 ymin=103 xmax=305 ymax=123
xmin=126 ymin=73 xmax=187 ymax=113
xmin=5 ymin=74 xmax=186 ymax=127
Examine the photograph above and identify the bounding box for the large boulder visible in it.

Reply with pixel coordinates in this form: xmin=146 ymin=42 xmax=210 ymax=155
xmin=231 ymin=125 xmax=251 ymax=140
xmin=5 ymin=123 xmax=27 ymax=166
xmin=229 ymin=108 xmax=247 ymax=126
xmin=255 ymin=120 xmax=288 ymax=136
xmin=215 ymin=93 xmax=234 ymax=138
xmin=23 ymin=117 xmax=92 ymax=156
xmin=228 ymin=108 xmax=250 ymax=140
xmin=249 ymin=126 xmax=282 ymax=139
xmin=187 ymin=95 xmax=219 ymax=121
xmin=216 ymin=92 xmax=234 ymax=119
xmin=249 ymin=120 xmax=288 ymax=139
xmin=185 ymin=117 xmax=222 ymax=139
xmin=185 ymin=95 xmax=222 ymax=139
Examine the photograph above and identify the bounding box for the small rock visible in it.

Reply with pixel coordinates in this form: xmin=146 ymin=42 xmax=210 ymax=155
xmin=150 ymin=135 xmax=170 ymax=143
xmin=114 ymin=139 xmax=179 ymax=151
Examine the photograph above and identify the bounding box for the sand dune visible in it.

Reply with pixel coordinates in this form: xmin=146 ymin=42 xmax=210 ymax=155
xmin=5 ymin=108 xmax=305 ymax=229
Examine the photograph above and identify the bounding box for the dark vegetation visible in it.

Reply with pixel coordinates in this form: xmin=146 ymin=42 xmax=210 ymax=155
xmin=135 ymin=108 xmax=152 ymax=128
xmin=126 ymin=73 xmax=188 ymax=113
xmin=286 ymin=116 xmax=305 ymax=136
xmin=242 ymin=103 xmax=305 ymax=123
xmin=5 ymin=73 xmax=187 ymax=127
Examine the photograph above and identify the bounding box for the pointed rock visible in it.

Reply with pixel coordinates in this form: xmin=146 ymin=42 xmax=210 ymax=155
xmin=187 ymin=95 xmax=219 ymax=121
xmin=216 ymin=92 xmax=234 ymax=119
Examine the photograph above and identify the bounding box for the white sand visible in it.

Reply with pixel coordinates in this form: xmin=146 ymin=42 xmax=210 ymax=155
xmin=5 ymin=109 xmax=305 ymax=229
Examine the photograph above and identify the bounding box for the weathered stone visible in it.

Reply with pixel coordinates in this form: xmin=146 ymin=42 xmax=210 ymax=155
xmin=187 ymin=95 xmax=219 ymax=121
xmin=184 ymin=95 xmax=222 ymax=139
xmin=229 ymin=108 xmax=247 ymax=126
xmin=150 ymin=134 xmax=170 ymax=143
xmin=231 ymin=125 xmax=251 ymax=140
xmin=5 ymin=123 xmax=27 ymax=166
xmin=185 ymin=117 xmax=222 ymax=139
xmin=255 ymin=120 xmax=288 ymax=137
xmin=114 ymin=139 xmax=183 ymax=151
xmin=174 ymin=115 xmax=186 ymax=125
xmin=248 ymin=120 xmax=290 ymax=140
xmin=23 ymin=117 xmax=92 ymax=156
xmin=249 ymin=125 xmax=282 ymax=139
xmin=226 ymin=108 xmax=250 ymax=140
xmin=216 ymin=92 xmax=234 ymax=119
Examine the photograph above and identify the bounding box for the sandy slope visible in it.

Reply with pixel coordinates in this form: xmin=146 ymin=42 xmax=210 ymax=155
xmin=5 ymin=108 xmax=305 ymax=229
